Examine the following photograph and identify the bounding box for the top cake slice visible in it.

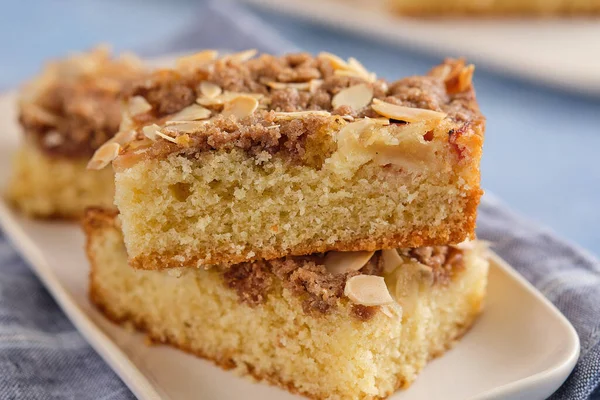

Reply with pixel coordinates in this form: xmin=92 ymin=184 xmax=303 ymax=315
xmin=89 ymin=50 xmax=485 ymax=269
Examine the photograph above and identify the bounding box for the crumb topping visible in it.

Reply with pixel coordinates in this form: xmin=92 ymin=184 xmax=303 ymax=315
xmin=19 ymin=46 xmax=145 ymax=158
xmin=89 ymin=50 xmax=483 ymax=170
xmin=220 ymin=246 xmax=465 ymax=321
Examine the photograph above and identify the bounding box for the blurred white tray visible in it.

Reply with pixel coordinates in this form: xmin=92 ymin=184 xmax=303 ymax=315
xmin=243 ymin=0 xmax=600 ymax=96
xmin=0 ymin=88 xmax=580 ymax=399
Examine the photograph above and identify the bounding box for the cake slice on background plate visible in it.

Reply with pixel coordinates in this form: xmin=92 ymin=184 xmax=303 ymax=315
xmin=6 ymin=46 xmax=145 ymax=218
xmin=89 ymin=50 xmax=485 ymax=269
xmin=85 ymin=208 xmax=489 ymax=400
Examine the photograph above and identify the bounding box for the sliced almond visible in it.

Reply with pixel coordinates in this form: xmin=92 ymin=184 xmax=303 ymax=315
xmin=199 ymin=81 xmax=222 ymax=98
xmin=272 ymin=110 xmax=331 ymax=120
xmin=163 ymin=121 xmax=207 ymax=133
xmin=324 ymin=251 xmax=375 ymax=274
xmin=222 ymin=95 xmax=258 ymax=119
xmin=176 ymin=50 xmax=218 ymax=72
xmin=382 ymin=249 xmax=404 ymax=273
xmin=87 ymin=142 xmax=120 ymax=170
xmin=127 ymin=96 xmax=152 ymax=116
xmin=344 ymin=275 xmax=394 ymax=306
xmin=348 ymin=57 xmax=370 ymax=77
xmin=365 ymin=117 xmax=390 ymax=125
xmin=142 ymin=124 xmax=162 ymax=141
xmin=197 ymin=91 xmax=263 ymax=106
xmin=223 ymin=49 xmax=257 ymax=63
xmin=371 ymin=99 xmax=446 ymax=123
xmin=266 ymin=81 xmax=311 ymax=91
xmin=113 ymin=129 xmax=138 ymax=146
xmin=331 ymin=83 xmax=373 ymax=111
xmin=166 ymin=104 xmax=211 ymax=123
xmin=309 ymin=79 xmax=324 ymax=93
xmin=155 ymin=130 xmax=177 ymax=143
xmin=318 ymin=52 xmax=349 ymax=69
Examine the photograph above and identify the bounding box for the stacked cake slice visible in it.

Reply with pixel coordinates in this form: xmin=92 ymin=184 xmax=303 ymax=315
xmin=6 ymin=46 xmax=146 ymax=218
xmin=84 ymin=50 xmax=488 ymax=399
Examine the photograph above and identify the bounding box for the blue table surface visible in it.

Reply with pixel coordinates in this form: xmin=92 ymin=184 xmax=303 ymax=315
xmin=1 ymin=0 xmax=599 ymax=256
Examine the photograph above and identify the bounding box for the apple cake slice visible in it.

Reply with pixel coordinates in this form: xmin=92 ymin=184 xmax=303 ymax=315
xmin=6 ymin=46 xmax=145 ymax=218
xmin=89 ymin=51 xmax=485 ymax=269
xmin=85 ymin=208 xmax=489 ymax=400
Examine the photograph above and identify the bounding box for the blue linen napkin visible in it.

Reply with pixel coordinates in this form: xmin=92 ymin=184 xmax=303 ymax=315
xmin=1 ymin=1 xmax=599 ymax=399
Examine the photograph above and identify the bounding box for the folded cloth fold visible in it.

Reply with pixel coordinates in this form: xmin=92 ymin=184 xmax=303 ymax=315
xmin=1 ymin=0 xmax=598 ymax=399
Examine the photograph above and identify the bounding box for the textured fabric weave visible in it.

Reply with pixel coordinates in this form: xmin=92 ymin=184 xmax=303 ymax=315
xmin=1 ymin=1 xmax=598 ymax=399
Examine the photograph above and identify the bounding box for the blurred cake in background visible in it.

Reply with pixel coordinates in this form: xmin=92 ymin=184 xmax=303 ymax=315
xmin=388 ymin=0 xmax=600 ymax=15
xmin=6 ymin=46 xmax=145 ymax=218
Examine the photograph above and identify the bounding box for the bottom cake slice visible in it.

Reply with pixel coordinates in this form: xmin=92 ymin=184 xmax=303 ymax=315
xmin=85 ymin=209 xmax=489 ymax=400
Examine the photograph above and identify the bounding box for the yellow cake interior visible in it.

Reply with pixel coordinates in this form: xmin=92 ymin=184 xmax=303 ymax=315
xmin=6 ymin=142 xmax=115 ymax=218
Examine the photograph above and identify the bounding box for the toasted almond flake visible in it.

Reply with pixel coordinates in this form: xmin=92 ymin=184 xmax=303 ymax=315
xmin=155 ymin=130 xmax=177 ymax=143
xmin=309 ymin=79 xmax=323 ymax=93
xmin=113 ymin=129 xmax=138 ymax=146
xmin=344 ymin=275 xmax=394 ymax=306
xmin=127 ymin=96 xmax=152 ymax=116
xmin=318 ymin=52 xmax=348 ymax=69
xmin=341 ymin=115 xmax=355 ymax=121
xmin=382 ymin=249 xmax=403 ymax=273
xmin=332 ymin=83 xmax=373 ymax=111
xmin=165 ymin=119 xmax=209 ymax=126
xmin=87 ymin=142 xmax=120 ymax=170
xmin=166 ymin=104 xmax=211 ymax=123
xmin=266 ymin=124 xmax=280 ymax=129
xmin=366 ymin=117 xmax=390 ymax=125
xmin=142 ymin=124 xmax=161 ymax=141
xmin=324 ymin=251 xmax=375 ymax=274
xmin=176 ymin=50 xmax=218 ymax=72
xmin=199 ymin=81 xmax=222 ymax=98
xmin=272 ymin=110 xmax=331 ymax=120
xmin=266 ymin=81 xmax=311 ymax=91
xmin=348 ymin=57 xmax=369 ymax=76
xmin=371 ymin=99 xmax=447 ymax=122
xmin=197 ymin=91 xmax=263 ymax=106
xmin=222 ymin=95 xmax=258 ymax=119
xmin=164 ymin=121 xmax=207 ymax=133
xmin=222 ymin=49 xmax=257 ymax=63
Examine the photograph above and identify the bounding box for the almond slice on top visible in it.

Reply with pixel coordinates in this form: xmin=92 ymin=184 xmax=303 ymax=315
xmin=222 ymin=95 xmax=259 ymax=119
xmin=87 ymin=142 xmax=120 ymax=170
xmin=142 ymin=124 xmax=177 ymax=143
xmin=331 ymin=83 xmax=373 ymax=111
xmin=371 ymin=99 xmax=447 ymax=122
xmin=166 ymin=104 xmax=211 ymax=123
xmin=324 ymin=250 xmax=375 ymax=274
xmin=318 ymin=52 xmax=349 ymax=69
xmin=272 ymin=110 xmax=331 ymax=119
xmin=127 ymin=96 xmax=152 ymax=116
xmin=344 ymin=275 xmax=394 ymax=306
xmin=381 ymin=249 xmax=403 ymax=273
xmin=176 ymin=50 xmax=218 ymax=72
xmin=199 ymin=81 xmax=222 ymax=98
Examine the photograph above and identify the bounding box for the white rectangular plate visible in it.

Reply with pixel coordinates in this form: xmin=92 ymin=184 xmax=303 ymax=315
xmin=242 ymin=0 xmax=600 ymax=96
xmin=0 ymin=90 xmax=579 ymax=400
